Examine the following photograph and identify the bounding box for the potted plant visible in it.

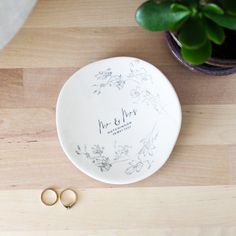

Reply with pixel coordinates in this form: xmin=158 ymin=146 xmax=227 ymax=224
xmin=136 ymin=0 xmax=236 ymax=75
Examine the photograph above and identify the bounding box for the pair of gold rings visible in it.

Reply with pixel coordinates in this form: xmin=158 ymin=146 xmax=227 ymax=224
xmin=41 ymin=188 xmax=78 ymax=209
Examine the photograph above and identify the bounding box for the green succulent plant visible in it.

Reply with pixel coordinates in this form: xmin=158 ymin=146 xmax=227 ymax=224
xmin=136 ymin=0 xmax=236 ymax=65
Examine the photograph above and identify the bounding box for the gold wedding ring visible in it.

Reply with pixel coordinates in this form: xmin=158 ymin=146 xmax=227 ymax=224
xmin=41 ymin=188 xmax=58 ymax=206
xmin=60 ymin=188 xmax=78 ymax=209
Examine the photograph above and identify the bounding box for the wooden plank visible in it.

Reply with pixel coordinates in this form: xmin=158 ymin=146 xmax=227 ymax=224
xmin=23 ymin=68 xmax=76 ymax=108
xmin=164 ymin=66 xmax=236 ymax=105
xmin=0 ymin=28 xmax=171 ymax=69
xmin=179 ymin=105 xmax=236 ymax=145
xmin=230 ymin=146 xmax=236 ymax=183
xmin=0 ymin=69 xmax=23 ymax=107
xmin=24 ymin=0 xmax=144 ymax=28
xmin=1 ymin=227 xmax=236 ymax=236
xmin=0 ymin=108 xmax=55 ymax=141
xmin=0 ymin=186 xmax=236 ymax=231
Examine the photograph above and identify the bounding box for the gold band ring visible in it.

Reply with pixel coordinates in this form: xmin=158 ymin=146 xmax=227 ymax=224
xmin=40 ymin=188 xmax=58 ymax=206
xmin=60 ymin=188 xmax=78 ymax=209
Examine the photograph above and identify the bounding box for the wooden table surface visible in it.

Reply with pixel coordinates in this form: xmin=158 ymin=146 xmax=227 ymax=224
xmin=0 ymin=0 xmax=236 ymax=235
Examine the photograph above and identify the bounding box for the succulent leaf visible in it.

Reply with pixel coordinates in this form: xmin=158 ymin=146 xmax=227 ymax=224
xmin=204 ymin=12 xmax=236 ymax=29
xmin=203 ymin=3 xmax=224 ymax=15
xmin=181 ymin=40 xmax=212 ymax=65
xmin=204 ymin=18 xmax=225 ymax=44
xmin=217 ymin=0 xmax=236 ymax=16
xmin=171 ymin=3 xmax=190 ymax=12
xmin=178 ymin=17 xmax=207 ymax=49
xmin=136 ymin=0 xmax=191 ymax=31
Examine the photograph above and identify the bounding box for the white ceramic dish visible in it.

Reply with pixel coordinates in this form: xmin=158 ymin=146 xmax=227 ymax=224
xmin=56 ymin=57 xmax=182 ymax=184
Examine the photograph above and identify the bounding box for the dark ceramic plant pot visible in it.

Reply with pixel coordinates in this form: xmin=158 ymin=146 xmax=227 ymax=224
xmin=165 ymin=31 xmax=236 ymax=76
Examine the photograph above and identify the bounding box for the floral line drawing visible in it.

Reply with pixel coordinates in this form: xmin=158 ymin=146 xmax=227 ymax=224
xmin=76 ymin=144 xmax=112 ymax=172
xmin=127 ymin=61 xmax=153 ymax=83
xmin=75 ymin=143 xmax=131 ymax=173
xmin=130 ymin=87 xmax=166 ymax=114
xmin=92 ymin=60 xmax=166 ymax=115
xmin=75 ymin=124 xmax=159 ymax=175
xmin=93 ymin=68 xmax=126 ymax=95
xmin=124 ymin=159 xmax=154 ymax=175
xmin=125 ymin=123 xmax=158 ymax=175
xmin=92 ymin=60 xmax=153 ymax=95
xmin=114 ymin=141 xmax=131 ymax=161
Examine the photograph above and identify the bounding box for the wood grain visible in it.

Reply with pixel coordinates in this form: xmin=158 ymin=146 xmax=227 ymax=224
xmin=0 ymin=186 xmax=236 ymax=231
xmin=0 ymin=0 xmax=236 ymax=233
xmin=0 ymin=69 xmax=23 ymax=107
xmin=1 ymin=228 xmax=236 ymax=236
xmin=24 ymin=0 xmax=144 ymax=28
xmin=0 ymin=27 xmax=170 ymax=68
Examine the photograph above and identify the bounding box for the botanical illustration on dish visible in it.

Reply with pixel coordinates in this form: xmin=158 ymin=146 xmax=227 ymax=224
xmin=75 ymin=123 xmax=158 ymax=175
xmin=75 ymin=60 xmax=165 ymax=175
xmin=93 ymin=60 xmax=166 ymax=114
xmin=92 ymin=60 xmax=152 ymax=94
